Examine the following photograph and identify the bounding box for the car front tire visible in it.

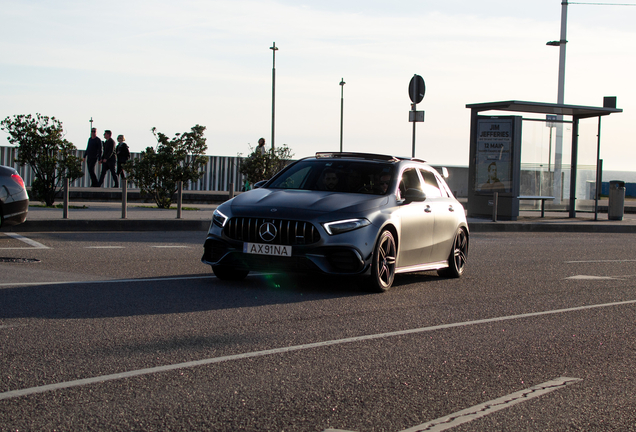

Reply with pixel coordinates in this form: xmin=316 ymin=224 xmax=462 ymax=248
xmin=368 ymin=229 xmax=397 ymax=292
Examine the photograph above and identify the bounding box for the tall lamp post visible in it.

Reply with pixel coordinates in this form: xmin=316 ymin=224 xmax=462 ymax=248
xmin=270 ymin=42 xmax=278 ymax=151
xmin=547 ymin=0 xmax=568 ymax=203
xmin=339 ymin=78 xmax=345 ymax=152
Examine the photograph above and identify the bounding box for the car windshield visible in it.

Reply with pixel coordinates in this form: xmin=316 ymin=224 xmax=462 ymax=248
xmin=268 ymin=160 xmax=395 ymax=195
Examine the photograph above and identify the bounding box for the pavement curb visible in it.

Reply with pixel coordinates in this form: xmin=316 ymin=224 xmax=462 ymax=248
xmin=5 ymin=219 xmax=210 ymax=232
xmin=468 ymin=222 xmax=636 ymax=233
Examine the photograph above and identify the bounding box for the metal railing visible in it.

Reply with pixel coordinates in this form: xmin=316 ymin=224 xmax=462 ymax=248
xmin=0 ymin=146 xmax=246 ymax=191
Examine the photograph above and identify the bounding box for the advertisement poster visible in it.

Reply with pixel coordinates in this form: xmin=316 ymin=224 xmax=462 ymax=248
xmin=475 ymin=118 xmax=512 ymax=194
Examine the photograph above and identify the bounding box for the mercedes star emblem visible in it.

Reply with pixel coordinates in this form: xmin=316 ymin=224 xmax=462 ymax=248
xmin=259 ymin=222 xmax=277 ymax=242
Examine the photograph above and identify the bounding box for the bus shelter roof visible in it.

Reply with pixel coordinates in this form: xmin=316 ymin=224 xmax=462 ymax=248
xmin=466 ymin=100 xmax=622 ymax=119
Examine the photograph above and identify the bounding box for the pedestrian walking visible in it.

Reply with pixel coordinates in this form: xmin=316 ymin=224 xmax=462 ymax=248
xmin=115 ymin=134 xmax=131 ymax=181
xmin=83 ymin=128 xmax=102 ymax=187
xmin=98 ymin=130 xmax=118 ymax=188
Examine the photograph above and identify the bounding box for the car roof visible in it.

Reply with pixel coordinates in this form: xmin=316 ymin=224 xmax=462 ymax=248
xmin=313 ymin=152 xmax=427 ymax=164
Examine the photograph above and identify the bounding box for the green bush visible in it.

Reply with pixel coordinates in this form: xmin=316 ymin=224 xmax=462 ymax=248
xmin=239 ymin=145 xmax=294 ymax=187
xmin=1 ymin=113 xmax=83 ymax=206
xmin=126 ymin=125 xmax=208 ymax=208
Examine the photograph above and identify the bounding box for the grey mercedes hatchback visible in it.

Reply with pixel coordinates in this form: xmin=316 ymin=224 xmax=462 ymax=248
xmin=202 ymin=152 xmax=468 ymax=292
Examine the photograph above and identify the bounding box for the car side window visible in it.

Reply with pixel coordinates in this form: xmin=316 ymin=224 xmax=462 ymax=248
xmin=398 ymin=168 xmax=422 ymax=200
xmin=419 ymin=169 xmax=442 ymax=198
xmin=435 ymin=173 xmax=453 ymax=198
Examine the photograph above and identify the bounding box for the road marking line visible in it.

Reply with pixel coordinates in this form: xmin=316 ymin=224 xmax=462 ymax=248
xmin=150 ymin=246 xmax=190 ymax=248
xmin=566 ymin=259 xmax=636 ymax=263
xmin=400 ymin=377 xmax=582 ymax=432
xmin=2 ymin=233 xmax=49 ymax=249
xmin=566 ymin=275 xmax=616 ymax=280
xmin=0 ymin=299 xmax=633 ymax=401
xmin=84 ymin=246 xmax=125 ymax=249
xmin=0 ymin=275 xmax=214 ymax=289
xmin=0 ymin=324 xmax=25 ymax=329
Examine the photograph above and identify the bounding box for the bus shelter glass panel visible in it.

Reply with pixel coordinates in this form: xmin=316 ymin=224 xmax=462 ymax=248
xmin=574 ymin=118 xmax=604 ymax=213
xmin=519 ymin=118 xmax=572 ymax=212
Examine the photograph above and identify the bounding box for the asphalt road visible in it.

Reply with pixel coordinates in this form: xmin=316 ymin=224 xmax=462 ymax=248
xmin=1 ymin=231 xmax=635 ymax=431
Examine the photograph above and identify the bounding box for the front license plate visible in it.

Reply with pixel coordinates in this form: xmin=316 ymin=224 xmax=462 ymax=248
xmin=243 ymin=242 xmax=292 ymax=257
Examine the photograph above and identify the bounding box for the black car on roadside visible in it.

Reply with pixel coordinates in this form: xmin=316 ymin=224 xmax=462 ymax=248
xmin=0 ymin=165 xmax=29 ymax=228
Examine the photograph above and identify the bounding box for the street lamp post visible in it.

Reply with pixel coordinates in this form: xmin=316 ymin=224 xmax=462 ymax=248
xmin=270 ymin=42 xmax=278 ymax=151
xmin=547 ymin=0 xmax=568 ymax=203
xmin=339 ymin=78 xmax=345 ymax=152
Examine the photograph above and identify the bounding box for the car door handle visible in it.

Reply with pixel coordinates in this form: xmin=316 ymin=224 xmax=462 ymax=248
xmin=425 ymin=205 xmax=432 ymax=213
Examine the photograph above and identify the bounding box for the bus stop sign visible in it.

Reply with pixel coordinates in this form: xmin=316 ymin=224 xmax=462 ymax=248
xmin=408 ymin=75 xmax=425 ymax=104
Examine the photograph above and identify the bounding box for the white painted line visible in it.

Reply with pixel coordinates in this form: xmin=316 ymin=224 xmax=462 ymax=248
xmin=566 ymin=259 xmax=636 ymax=263
xmin=0 ymin=275 xmax=214 ymax=289
xmin=84 ymin=246 xmax=125 ymax=249
xmin=150 ymin=246 xmax=190 ymax=248
xmin=2 ymin=233 xmax=49 ymax=249
xmin=0 ymin=299 xmax=633 ymax=401
xmin=400 ymin=377 xmax=582 ymax=432
xmin=566 ymin=275 xmax=615 ymax=280
xmin=0 ymin=324 xmax=25 ymax=329
xmin=323 ymin=429 xmax=356 ymax=432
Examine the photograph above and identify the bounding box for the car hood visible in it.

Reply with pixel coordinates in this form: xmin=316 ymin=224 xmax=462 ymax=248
xmin=226 ymin=188 xmax=388 ymax=219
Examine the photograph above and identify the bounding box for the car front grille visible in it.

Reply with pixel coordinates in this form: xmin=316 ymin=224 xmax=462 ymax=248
xmin=224 ymin=217 xmax=321 ymax=246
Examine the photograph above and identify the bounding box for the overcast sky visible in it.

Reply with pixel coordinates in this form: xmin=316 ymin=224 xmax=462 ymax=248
xmin=1 ymin=0 xmax=635 ymax=170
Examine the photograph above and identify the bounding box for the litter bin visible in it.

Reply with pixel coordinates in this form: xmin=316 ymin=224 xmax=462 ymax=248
xmin=608 ymin=180 xmax=625 ymax=221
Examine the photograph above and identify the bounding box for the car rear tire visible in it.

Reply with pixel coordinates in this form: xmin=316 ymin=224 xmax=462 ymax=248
xmin=368 ymin=229 xmax=397 ymax=292
xmin=438 ymin=227 xmax=468 ymax=278
xmin=212 ymin=265 xmax=249 ymax=281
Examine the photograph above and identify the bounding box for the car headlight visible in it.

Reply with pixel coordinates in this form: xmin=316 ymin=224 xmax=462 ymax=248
xmin=322 ymin=218 xmax=370 ymax=235
xmin=212 ymin=209 xmax=229 ymax=228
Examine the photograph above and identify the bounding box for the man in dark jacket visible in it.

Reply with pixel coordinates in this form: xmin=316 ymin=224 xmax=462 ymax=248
xmin=83 ymin=128 xmax=102 ymax=187
xmin=98 ymin=130 xmax=118 ymax=188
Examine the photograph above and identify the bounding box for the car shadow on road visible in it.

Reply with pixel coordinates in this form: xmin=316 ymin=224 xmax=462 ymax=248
xmin=0 ymin=272 xmax=375 ymax=320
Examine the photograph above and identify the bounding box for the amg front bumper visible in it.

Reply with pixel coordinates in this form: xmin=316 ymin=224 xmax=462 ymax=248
xmin=201 ymin=236 xmax=370 ymax=276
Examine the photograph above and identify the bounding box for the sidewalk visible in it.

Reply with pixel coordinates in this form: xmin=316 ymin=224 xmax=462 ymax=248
xmin=8 ymin=201 xmax=217 ymax=232
xmin=5 ymin=191 xmax=636 ymax=233
xmin=468 ymin=211 xmax=636 ymax=233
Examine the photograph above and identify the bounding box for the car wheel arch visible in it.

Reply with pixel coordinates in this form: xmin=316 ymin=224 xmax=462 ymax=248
xmin=377 ymin=223 xmax=399 ymax=252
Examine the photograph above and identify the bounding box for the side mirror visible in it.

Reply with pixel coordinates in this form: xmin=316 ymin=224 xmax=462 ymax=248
xmin=403 ymin=188 xmax=426 ymax=203
xmin=441 ymin=167 xmax=449 ymax=179
xmin=253 ymin=180 xmax=268 ymax=189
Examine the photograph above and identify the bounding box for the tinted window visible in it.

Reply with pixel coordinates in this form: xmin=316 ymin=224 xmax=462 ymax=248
xmin=268 ymin=160 xmax=394 ymax=195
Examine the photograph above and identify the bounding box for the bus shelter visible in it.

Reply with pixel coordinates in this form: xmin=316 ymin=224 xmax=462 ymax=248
xmin=466 ymin=100 xmax=622 ymax=219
